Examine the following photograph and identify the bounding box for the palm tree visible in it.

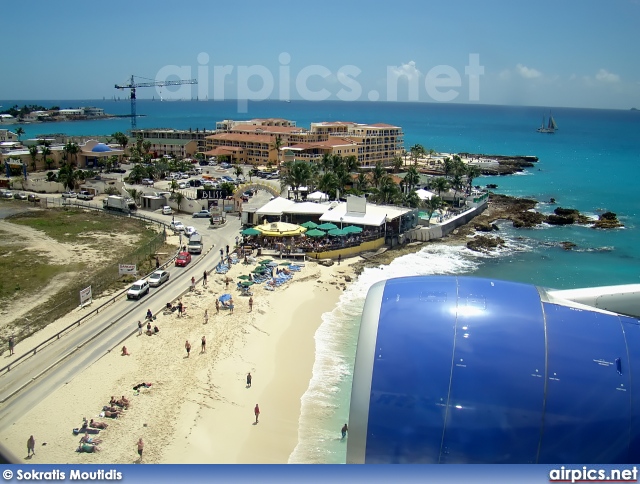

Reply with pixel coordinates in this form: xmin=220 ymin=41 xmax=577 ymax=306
xmin=424 ymin=196 xmax=443 ymax=226
xmin=272 ymin=135 xmax=283 ymax=167
xmin=317 ymin=172 xmax=338 ymax=199
xmin=465 ymin=164 xmax=482 ymax=194
xmin=44 ymin=158 xmax=54 ymax=170
xmin=170 ymin=191 xmax=185 ymax=212
xmin=28 ymin=145 xmax=39 ymax=170
xmin=170 ymin=179 xmax=178 ymax=192
xmin=392 ymin=155 xmax=403 ymax=173
xmin=410 ymin=144 xmax=425 ymax=165
xmin=63 ymin=141 xmax=80 ymax=167
xmin=431 ymin=177 xmax=449 ymax=198
xmin=112 ymin=132 xmax=129 ymax=151
xmin=442 ymin=157 xmax=454 ymax=178
xmin=374 ymin=175 xmax=400 ymax=204
xmin=234 ymin=165 xmax=244 ymax=179
xmin=58 ymin=164 xmax=79 ymax=191
xmin=404 ymin=166 xmax=420 ymax=193
xmin=355 ymin=172 xmax=369 ymax=192
xmin=15 ymin=127 xmax=25 ymax=141
xmin=450 ymin=173 xmax=464 ymax=206
xmin=320 ymin=153 xmax=332 ymax=173
xmin=343 ymin=155 xmax=360 ymax=174
xmin=40 ymin=143 xmax=52 ymax=167
xmin=403 ymin=191 xmax=421 ymax=208
xmin=372 ymin=161 xmax=386 ymax=189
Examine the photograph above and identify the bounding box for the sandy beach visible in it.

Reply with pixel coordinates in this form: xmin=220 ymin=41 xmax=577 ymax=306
xmin=1 ymin=254 xmax=358 ymax=464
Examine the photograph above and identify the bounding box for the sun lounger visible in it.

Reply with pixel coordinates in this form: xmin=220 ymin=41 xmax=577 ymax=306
xmin=73 ymin=427 xmax=100 ymax=435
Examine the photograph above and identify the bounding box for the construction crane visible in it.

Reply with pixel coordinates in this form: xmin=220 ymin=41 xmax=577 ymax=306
xmin=115 ymin=75 xmax=198 ymax=129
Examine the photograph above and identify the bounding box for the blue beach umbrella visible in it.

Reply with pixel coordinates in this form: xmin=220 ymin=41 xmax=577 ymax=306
xmin=219 ymin=293 xmax=232 ymax=302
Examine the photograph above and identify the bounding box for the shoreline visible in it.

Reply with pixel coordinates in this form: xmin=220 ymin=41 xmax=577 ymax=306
xmin=1 ymin=257 xmax=357 ymax=464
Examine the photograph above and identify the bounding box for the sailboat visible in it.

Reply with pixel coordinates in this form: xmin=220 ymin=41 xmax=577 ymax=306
xmin=537 ymin=113 xmax=558 ymax=133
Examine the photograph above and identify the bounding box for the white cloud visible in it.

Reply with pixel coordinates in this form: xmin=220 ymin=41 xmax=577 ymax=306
xmin=595 ymin=68 xmax=620 ymax=83
xmin=516 ymin=64 xmax=542 ymax=79
xmin=390 ymin=61 xmax=421 ymax=81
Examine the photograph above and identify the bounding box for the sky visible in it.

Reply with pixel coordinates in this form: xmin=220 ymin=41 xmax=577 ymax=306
xmin=1 ymin=0 xmax=638 ymax=109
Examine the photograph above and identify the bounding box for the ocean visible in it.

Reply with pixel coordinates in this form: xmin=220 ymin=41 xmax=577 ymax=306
xmin=3 ymin=99 xmax=640 ymax=463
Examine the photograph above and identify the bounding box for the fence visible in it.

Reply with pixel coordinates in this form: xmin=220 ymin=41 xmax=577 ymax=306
xmin=1 ymin=200 xmax=169 ymax=358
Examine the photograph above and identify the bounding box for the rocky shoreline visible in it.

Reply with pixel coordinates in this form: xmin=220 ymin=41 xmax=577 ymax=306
xmin=353 ymin=193 xmax=623 ymax=272
xmin=460 ymin=153 xmax=539 ymax=176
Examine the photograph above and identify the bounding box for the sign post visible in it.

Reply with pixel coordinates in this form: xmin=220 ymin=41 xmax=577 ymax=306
xmin=80 ymin=286 xmax=92 ymax=308
xmin=118 ymin=264 xmax=137 ymax=276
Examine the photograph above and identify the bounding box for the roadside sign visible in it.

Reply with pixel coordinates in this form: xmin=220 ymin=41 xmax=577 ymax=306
xmin=80 ymin=286 xmax=92 ymax=307
xmin=119 ymin=264 xmax=137 ymax=276
xmin=197 ymin=188 xmax=229 ymax=200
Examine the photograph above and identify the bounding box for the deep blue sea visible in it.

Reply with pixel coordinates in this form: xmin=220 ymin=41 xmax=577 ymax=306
xmin=3 ymin=99 xmax=640 ymax=463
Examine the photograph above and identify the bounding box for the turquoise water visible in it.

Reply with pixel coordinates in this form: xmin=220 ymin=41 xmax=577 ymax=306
xmin=4 ymin=99 xmax=640 ymax=462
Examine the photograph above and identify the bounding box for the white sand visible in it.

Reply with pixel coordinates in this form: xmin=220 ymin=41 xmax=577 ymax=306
xmin=1 ymin=256 xmax=358 ymax=464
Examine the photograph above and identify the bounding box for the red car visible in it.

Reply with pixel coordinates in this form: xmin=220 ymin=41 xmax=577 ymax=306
xmin=175 ymin=252 xmax=192 ymax=267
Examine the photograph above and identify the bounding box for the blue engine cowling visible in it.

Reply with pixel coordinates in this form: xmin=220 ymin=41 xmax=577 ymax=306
xmin=347 ymin=276 xmax=640 ymax=463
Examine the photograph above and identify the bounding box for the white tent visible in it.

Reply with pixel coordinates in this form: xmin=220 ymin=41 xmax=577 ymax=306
xmin=307 ymin=191 xmax=329 ymax=202
xmin=415 ymin=189 xmax=435 ymax=200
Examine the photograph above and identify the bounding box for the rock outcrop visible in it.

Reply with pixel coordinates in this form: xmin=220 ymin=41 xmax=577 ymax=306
xmin=593 ymin=212 xmax=624 ymax=229
xmin=467 ymin=235 xmax=506 ymax=252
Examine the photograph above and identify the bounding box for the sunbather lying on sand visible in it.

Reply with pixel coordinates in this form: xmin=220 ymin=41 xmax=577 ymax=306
xmin=104 ymin=410 xmax=120 ymax=419
xmin=89 ymin=419 xmax=108 ymax=429
xmin=80 ymin=435 xmax=102 ymax=445
xmin=77 ymin=443 xmax=100 ymax=453
xmin=132 ymin=382 xmax=152 ymax=391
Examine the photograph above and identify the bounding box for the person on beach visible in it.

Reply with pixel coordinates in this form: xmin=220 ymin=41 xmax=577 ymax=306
xmin=254 ymin=404 xmax=260 ymax=423
xmin=177 ymin=300 xmax=183 ymax=317
xmin=137 ymin=320 xmax=143 ymax=336
xmin=226 ymin=244 xmax=229 ymax=256
xmin=229 ymin=298 xmax=234 ymax=314
xmin=220 ymin=248 xmax=224 ymax=259
xmin=190 ymin=276 xmax=196 ymax=292
xmin=185 ymin=340 xmax=191 ymax=358
xmin=9 ymin=335 xmax=15 ymax=356
xmin=146 ymin=309 xmax=153 ymax=320
xmin=27 ymin=435 xmax=35 ymax=457
xmin=154 ymin=325 xmax=160 ymax=334
xmin=155 ymin=256 xmax=160 ymax=269
xmin=146 ymin=322 xmax=152 ymax=333
xmin=203 ymin=270 xmax=208 ymax=286
xmin=338 ymin=254 xmax=341 ymax=265
xmin=215 ymin=299 xmax=220 ymax=314
xmin=204 ymin=309 xmax=209 ymax=325
xmin=249 ymin=296 xmax=253 ymax=312
xmin=122 ymin=346 xmax=130 ymax=356
xmin=246 ymin=372 xmax=252 ymax=388
xmin=201 ymin=335 xmax=206 ymax=353
xmin=89 ymin=419 xmax=108 ymax=429
xmin=341 ymin=423 xmax=348 ymax=439
xmin=137 ymin=438 xmax=144 ymax=462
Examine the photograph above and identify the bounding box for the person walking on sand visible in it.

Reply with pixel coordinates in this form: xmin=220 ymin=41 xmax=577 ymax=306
xmin=215 ymin=299 xmax=220 ymax=314
xmin=203 ymin=270 xmax=208 ymax=286
xmin=177 ymin=300 xmax=183 ymax=318
xmin=27 ymin=435 xmax=35 ymax=457
xmin=201 ymin=335 xmax=206 ymax=353
xmin=338 ymin=254 xmax=341 ymax=265
xmin=204 ymin=309 xmax=209 ymax=325
xmin=226 ymin=244 xmax=229 ymax=256
xmin=137 ymin=320 xmax=143 ymax=336
xmin=190 ymin=276 xmax=195 ymax=292
xmin=9 ymin=335 xmax=15 ymax=356
xmin=246 ymin=372 xmax=252 ymax=388
xmin=249 ymin=296 xmax=253 ymax=312
xmin=341 ymin=423 xmax=348 ymax=439
xmin=254 ymin=404 xmax=260 ymax=423
xmin=229 ymin=298 xmax=234 ymax=314
xmin=137 ymin=438 xmax=144 ymax=462
xmin=185 ymin=340 xmax=191 ymax=358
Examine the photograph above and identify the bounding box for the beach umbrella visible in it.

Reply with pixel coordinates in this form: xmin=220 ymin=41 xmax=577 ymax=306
xmin=300 ymin=221 xmax=318 ymax=229
xmin=237 ymin=275 xmax=251 ymax=280
xmin=279 ymin=262 xmax=291 ymax=266
xmin=219 ymin=293 xmax=232 ymax=302
xmin=253 ymin=267 xmax=267 ymax=274
xmin=259 ymin=259 xmax=273 ymax=264
xmin=305 ymin=228 xmax=326 ymax=238
xmin=342 ymin=225 xmax=363 ymax=234
xmin=240 ymin=281 xmax=255 ymax=287
xmin=241 ymin=227 xmax=261 ymax=236
xmin=328 ymin=228 xmax=347 ymax=237
xmin=317 ymin=222 xmax=338 ymax=231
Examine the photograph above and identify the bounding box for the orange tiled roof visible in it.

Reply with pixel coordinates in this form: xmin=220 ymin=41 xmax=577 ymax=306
xmin=207 ymin=132 xmax=273 ymax=143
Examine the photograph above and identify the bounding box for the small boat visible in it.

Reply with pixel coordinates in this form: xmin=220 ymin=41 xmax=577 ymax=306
xmin=537 ymin=113 xmax=558 ymax=133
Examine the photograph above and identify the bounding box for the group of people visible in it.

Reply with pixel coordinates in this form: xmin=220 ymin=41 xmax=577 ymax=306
xmin=137 ymin=320 xmax=160 ymax=337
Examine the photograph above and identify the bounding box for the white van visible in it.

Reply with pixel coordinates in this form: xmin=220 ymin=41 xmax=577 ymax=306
xmin=127 ymin=280 xmax=150 ymax=300
xmin=187 ymin=233 xmax=203 ymax=254
xmin=162 ymin=206 xmax=173 ymax=215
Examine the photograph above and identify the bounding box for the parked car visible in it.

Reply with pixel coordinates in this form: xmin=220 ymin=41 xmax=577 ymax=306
xmin=148 ymin=270 xmax=170 ymax=287
xmin=185 ymin=226 xmax=197 ymax=237
xmin=27 ymin=194 xmax=41 ymax=202
xmin=192 ymin=209 xmax=211 ymax=218
xmin=188 ymin=179 xmax=202 ymax=188
xmin=77 ymin=191 xmax=94 ymax=200
xmin=141 ymin=178 xmax=154 ymax=186
xmin=175 ymin=251 xmax=192 ymax=267
xmin=181 ymin=173 xmax=190 ymax=180
xmin=243 ymin=189 xmax=254 ymax=197
xmin=13 ymin=192 xmax=28 ymax=200
xmin=127 ymin=279 xmax=150 ymax=300
xmin=178 ymin=181 xmax=187 ymax=189
xmin=1 ymin=191 xmax=13 ymax=199
xmin=61 ymin=191 xmax=77 ymax=198
xmin=170 ymin=221 xmax=185 ymax=232
xmin=220 ymin=162 xmax=231 ymax=169
xmin=162 ymin=205 xmax=173 ymax=215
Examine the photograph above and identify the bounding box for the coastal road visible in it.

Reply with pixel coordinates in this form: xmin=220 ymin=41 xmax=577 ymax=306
xmin=0 ymin=212 xmax=243 ymax=432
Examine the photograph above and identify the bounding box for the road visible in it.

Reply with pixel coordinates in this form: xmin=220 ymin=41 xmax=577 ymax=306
xmin=0 ymin=206 xmax=246 ymax=432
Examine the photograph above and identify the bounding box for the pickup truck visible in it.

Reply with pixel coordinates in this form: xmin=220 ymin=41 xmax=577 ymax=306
xmin=77 ymin=191 xmax=94 ymax=200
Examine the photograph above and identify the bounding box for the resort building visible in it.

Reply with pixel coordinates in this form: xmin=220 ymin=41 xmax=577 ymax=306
xmin=0 ymin=130 xmax=18 ymax=142
xmin=203 ymin=118 xmax=404 ymax=168
xmin=127 ymin=137 xmax=198 ymax=159
xmin=131 ymin=128 xmax=214 ymax=152
xmin=0 ymin=114 xmax=18 ymax=125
